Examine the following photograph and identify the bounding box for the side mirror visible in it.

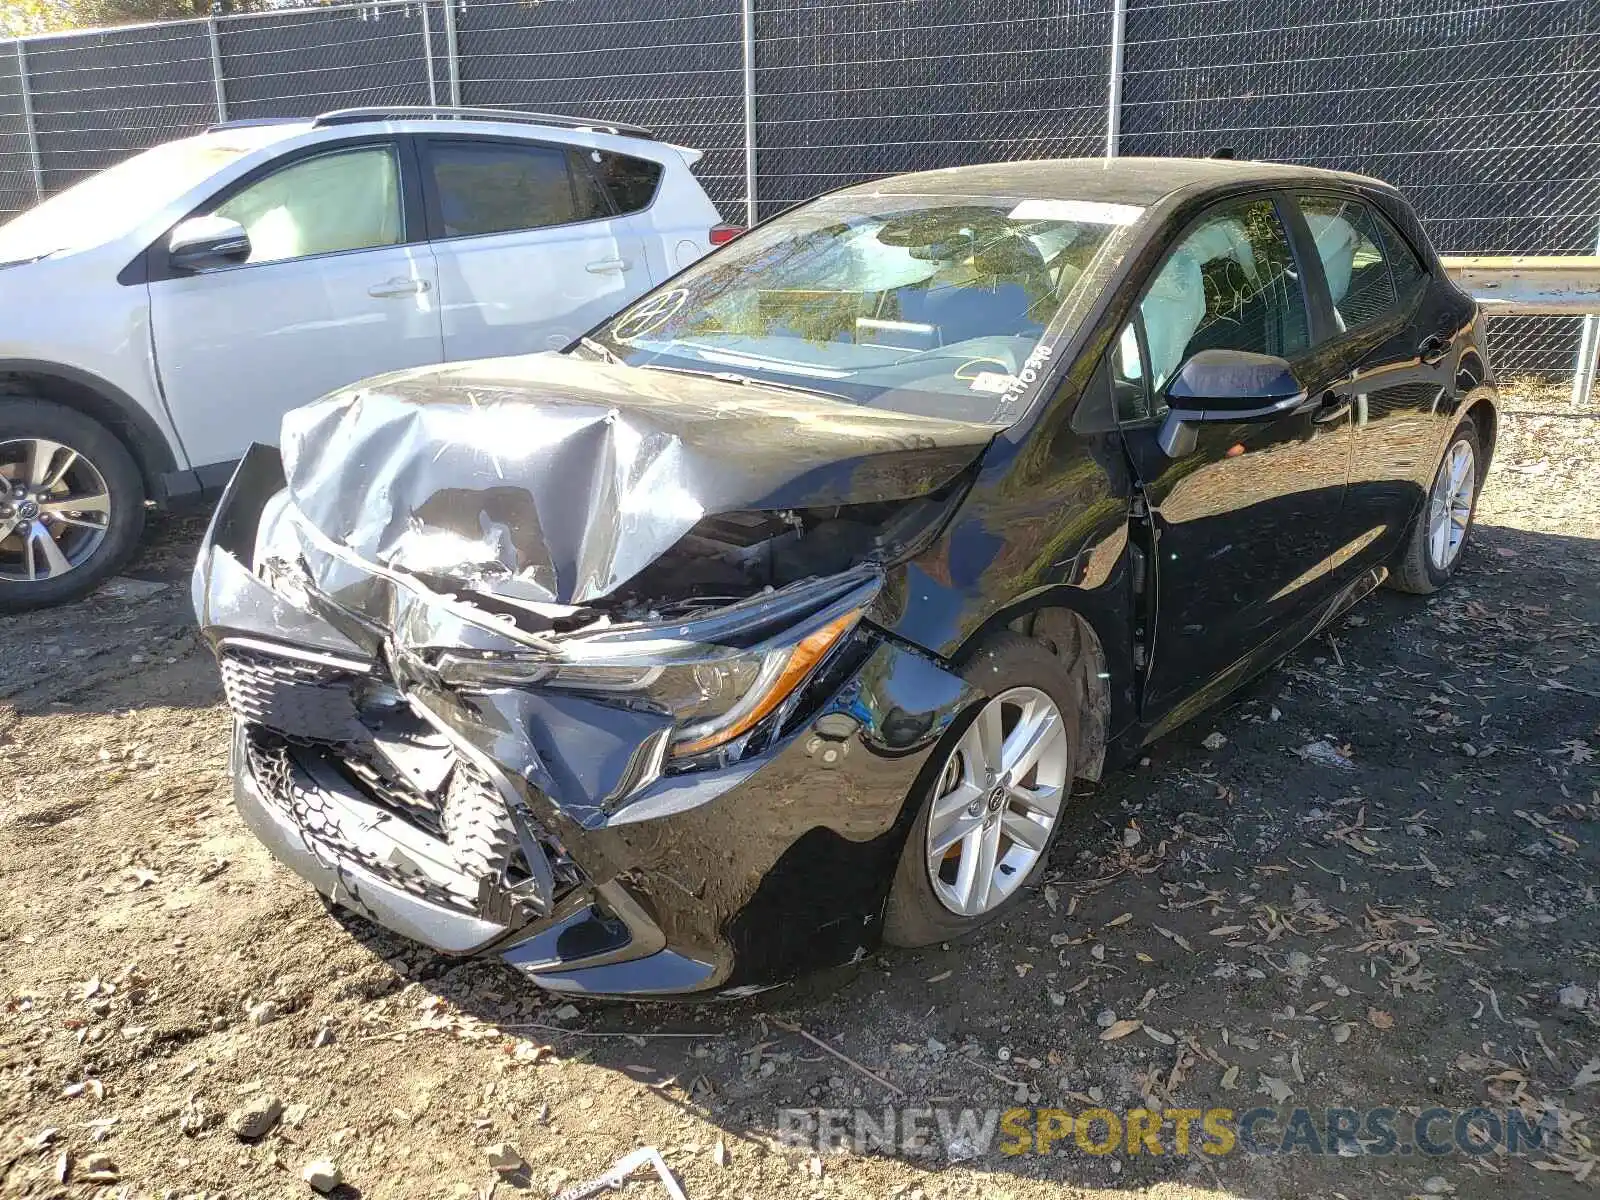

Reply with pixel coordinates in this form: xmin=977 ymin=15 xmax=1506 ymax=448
xmin=168 ymin=215 xmax=250 ymax=272
xmin=1157 ymin=349 xmax=1306 ymax=457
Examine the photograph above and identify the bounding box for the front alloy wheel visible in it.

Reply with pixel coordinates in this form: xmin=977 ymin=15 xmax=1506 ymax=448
xmin=0 ymin=398 xmax=145 ymax=612
xmin=884 ymin=631 xmax=1082 ymax=947
xmin=925 ymin=685 xmax=1070 ymax=917
xmin=0 ymin=437 xmax=113 ymax=583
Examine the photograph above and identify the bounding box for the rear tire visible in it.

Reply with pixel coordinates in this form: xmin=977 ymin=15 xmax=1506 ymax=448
xmin=0 ymin=398 xmax=145 ymax=612
xmin=1387 ymin=413 xmax=1482 ymax=595
xmin=883 ymin=632 xmax=1080 ymax=948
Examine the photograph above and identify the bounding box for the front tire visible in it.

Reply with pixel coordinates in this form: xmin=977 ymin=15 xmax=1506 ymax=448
xmin=0 ymin=399 xmax=145 ymax=612
xmin=883 ymin=632 xmax=1080 ymax=948
xmin=1387 ymin=412 xmax=1482 ymax=595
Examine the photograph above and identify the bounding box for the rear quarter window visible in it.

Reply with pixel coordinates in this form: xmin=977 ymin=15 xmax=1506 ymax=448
xmin=590 ymin=150 xmax=664 ymax=215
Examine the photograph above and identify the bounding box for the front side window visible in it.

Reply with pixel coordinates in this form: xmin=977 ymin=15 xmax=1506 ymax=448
xmin=427 ymin=141 xmax=607 ymax=238
xmin=585 ymin=192 xmax=1143 ymax=423
xmin=1139 ymin=199 xmax=1310 ymax=394
xmin=211 ymin=146 xmax=402 ymax=265
xmin=1298 ymin=195 xmax=1410 ymax=331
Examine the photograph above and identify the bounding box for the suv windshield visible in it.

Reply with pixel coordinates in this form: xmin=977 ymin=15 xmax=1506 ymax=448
xmin=584 ymin=191 xmax=1142 ymax=423
xmin=0 ymin=125 xmax=293 ymax=263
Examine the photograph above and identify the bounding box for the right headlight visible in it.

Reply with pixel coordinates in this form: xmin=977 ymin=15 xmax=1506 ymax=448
xmin=435 ymin=607 xmax=863 ymax=759
xmin=551 ymin=608 xmax=862 ymax=758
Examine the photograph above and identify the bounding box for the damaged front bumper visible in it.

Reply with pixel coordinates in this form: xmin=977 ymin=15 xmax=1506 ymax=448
xmin=195 ymin=445 xmax=978 ymax=997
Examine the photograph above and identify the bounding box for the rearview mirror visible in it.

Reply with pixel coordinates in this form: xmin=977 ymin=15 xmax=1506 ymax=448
xmin=168 ymin=215 xmax=250 ymax=272
xmin=1157 ymin=349 xmax=1306 ymax=457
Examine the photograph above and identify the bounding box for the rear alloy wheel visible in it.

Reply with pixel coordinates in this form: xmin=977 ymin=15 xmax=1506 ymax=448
xmin=1388 ymin=413 xmax=1482 ymax=595
xmin=0 ymin=400 xmax=145 ymax=611
xmin=884 ymin=632 xmax=1080 ymax=947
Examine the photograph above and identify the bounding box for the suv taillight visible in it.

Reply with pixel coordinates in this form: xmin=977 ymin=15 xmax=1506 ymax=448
xmin=709 ymin=224 xmax=743 ymax=246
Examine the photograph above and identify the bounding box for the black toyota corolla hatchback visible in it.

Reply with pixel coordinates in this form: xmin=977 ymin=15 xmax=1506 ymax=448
xmin=195 ymin=158 xmax=1495 ymax=998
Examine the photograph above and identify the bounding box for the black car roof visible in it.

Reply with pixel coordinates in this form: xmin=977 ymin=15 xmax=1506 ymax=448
xmin=848 ymin=157 xmax=1395 ymax=207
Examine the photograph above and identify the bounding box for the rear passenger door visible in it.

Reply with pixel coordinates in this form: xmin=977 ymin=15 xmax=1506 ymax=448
xmin=420 ymin=136 xmax=655 ymax=360
xmin=1287 ymin=192 xmax=1452 ymax=578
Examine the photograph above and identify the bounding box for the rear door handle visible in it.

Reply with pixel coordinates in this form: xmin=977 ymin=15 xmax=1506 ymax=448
xmin=368 ymin=278 xmax=431 ymax=298
xmin=585 ymin=258 xmax=632 ymax=274
xmin=1418 ymin=332 xmax=1450 ymax=364
xmin=1312 ymin=390 xmax=1352 ymax=425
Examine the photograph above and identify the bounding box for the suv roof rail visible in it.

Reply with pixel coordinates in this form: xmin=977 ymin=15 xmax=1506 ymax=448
xmin=206 ymin=117 xmax=304 ymax=132
xmin=311 ymin=106 xmax=655 ymax=138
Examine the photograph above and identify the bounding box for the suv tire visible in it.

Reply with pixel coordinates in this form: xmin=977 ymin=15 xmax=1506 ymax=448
xmin=0 ymin=398 xmax=145 ymax=612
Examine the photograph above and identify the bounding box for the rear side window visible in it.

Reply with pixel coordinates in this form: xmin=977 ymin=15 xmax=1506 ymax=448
xmin=426 ymin=141 xmax=608 ymax=239
xmin=1298 ymin=195 xmax=1419 ymax=331
xmin=1374 ymin=208 xmax=1428 ymax=296
xmin=589 ymin=149 xmax=663 ymax=215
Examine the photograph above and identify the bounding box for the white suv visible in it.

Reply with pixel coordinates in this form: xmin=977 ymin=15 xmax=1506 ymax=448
xmin=0 ymin=106 xmax=731 ymax=608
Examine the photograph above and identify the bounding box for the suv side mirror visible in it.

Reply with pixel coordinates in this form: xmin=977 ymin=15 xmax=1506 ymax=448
xmin=1157 ymin=349 xmax=1306 ymax=457
xmin=168 ymin=215 xmax=251 ymax=272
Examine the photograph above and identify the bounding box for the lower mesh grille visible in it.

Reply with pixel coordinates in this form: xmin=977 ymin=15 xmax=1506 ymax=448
xmin=244 ymin=729 xmax=475 ymax=912
xmin=225 ymin=642 xmax=584 ymax=920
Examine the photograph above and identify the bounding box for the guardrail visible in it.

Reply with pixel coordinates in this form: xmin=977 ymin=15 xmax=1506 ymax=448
xmin=1442 ymin=256 xmax=1600 ymax=402
xmin=1440 ymin=256 xmax=1600 ymax=317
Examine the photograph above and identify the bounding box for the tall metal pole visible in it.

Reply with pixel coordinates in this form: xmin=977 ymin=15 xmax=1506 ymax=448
xmin=741 ymin=0 xmax=757 ymax=226
xmin=15 ymin=42 xmax=42 ymax=202
xmin=420 ymin=0 xmax=438 ymax=107
xmin=441 ymin=0 xmax=461 ymax=107
xmin=1105 ymin=0 xmax=1127 ymax=158
xmin=206 ymin=18 xmax=228 ymax=122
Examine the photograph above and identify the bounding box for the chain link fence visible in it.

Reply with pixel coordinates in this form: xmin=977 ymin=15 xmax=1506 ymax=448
xmin=0 ymin=0 xmax=1596 ymax=389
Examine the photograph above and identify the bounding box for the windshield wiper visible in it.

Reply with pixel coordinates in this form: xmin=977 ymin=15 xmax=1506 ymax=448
xmin=636 ymin=362 xmax=841 ymax=401
xmin=577 ymin=336 xmax=623 ymax=365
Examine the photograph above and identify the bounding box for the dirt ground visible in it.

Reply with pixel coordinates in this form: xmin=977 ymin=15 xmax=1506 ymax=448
xmin=1 ymin=385 xmax=1597 ymax=1200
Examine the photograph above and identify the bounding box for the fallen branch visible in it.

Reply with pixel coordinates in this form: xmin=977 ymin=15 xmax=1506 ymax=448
xmin=769 ymin=1017 xmax=906 ymax=1099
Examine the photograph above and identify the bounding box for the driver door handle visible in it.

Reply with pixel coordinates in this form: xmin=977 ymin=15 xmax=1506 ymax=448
xmin=1312 ymin=390 xmax=1352 ymax=425
xmin=368 ymin=277 xmax=431 ymax=298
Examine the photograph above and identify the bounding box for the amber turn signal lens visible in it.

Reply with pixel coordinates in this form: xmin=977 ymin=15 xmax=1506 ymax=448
xmin=671 ymin=609 xmax=861 ymax=757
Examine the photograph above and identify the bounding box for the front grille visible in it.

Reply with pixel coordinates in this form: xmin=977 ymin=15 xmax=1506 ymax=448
xmin=219 ymin=644 xmax=369 ymax=744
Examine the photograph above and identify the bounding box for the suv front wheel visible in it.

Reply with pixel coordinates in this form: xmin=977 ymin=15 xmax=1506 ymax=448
xmin=0 ymin=398 xmax=145 ymax=611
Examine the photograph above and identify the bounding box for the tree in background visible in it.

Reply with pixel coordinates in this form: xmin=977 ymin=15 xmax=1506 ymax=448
xmin=3 ymin=0 xmax=299 ymax=37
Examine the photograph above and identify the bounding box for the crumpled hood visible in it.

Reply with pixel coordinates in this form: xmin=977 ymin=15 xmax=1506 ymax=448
xmin=280 ymin=353 xmax=999 ymax=606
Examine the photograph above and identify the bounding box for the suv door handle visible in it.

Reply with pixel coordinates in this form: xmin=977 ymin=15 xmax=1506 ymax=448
xmin=1418 ymin=333 xmax=1450 ymax=364
xmin=1312 ymin=390 xmax=1352 ymax=425
xmin=368 ymin=278 xmax=431 ymax=298
xmin=585 ymin=258 xmax=632 ymax=274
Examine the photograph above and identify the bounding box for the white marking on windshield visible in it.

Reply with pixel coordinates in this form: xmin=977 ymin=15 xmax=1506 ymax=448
xmin=1008 ymin=199 xmax=1144 ymax=225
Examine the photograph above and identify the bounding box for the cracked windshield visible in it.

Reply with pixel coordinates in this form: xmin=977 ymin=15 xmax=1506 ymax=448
xmin=586 ymin=193 xmax=1141 ymax=423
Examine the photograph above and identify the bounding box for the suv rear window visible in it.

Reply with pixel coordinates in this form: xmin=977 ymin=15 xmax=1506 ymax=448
xmin=590 ymin=150 xmax=663 ymax=215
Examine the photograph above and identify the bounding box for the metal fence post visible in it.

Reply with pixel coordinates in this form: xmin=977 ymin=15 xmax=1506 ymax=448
xmin=206 ymin=17 xmax=227 ymax=122
xmin=441 ymin=0 xmax=461 ymax=106
xmin=1572 ymin=222 xmax=1600 ymax=405
xmin=15 ymin=41 xmax=42 ymax=202
xmin=420 ymin=0 xmax=438 ymax=107
xmin=1105 ymin=0 xmax=1127 ymax=158
xmin=741 ymin=0 xmax=757 ymax=225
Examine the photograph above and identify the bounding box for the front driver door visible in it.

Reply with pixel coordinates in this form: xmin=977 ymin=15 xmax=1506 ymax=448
xmin=1116 ymin=195 xmax=1353 ymax=725
xmin=149 ymin=140 xmax=443 ymax=470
